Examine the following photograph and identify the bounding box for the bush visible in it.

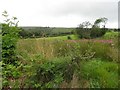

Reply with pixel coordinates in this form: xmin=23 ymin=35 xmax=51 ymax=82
xmin=31 ymin=56 xmax=75 ymax=88
xmin=2 ymin=24 xmax=20 ymax=64
xmin=67 ymin=36 xmax=72 ymax=40
xmin=1 ymin=11 xmax=21 ymax=88
xmin=75 ymin=28 xmax=91 ymax=39
xmin=2 ymin=11 xmax=20 ymax=64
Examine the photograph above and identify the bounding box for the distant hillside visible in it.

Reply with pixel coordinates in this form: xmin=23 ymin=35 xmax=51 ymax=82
xmin=20 ymin=27 xmax=75 ymax=33
xmin=19 ymin=26 xmax=118 ymax=38
xmin=19 ymin=27 xmax=76 ymax=38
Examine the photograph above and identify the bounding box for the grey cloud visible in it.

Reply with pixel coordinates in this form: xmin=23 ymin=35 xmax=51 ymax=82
xmin=42 ymin=2 xmax=118 ymax=23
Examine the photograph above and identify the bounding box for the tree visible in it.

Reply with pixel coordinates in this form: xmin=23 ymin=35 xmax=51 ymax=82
xmin=94 ymin=17 xmax=108 ymax=28
xmin=91 ymin=17 xmax=108 ymax=38
xmin=82 ymin=21 xmax=92 ymax=29
xmin=75 ymin=18 xmax=108 ymax=39
xmin=75 ymin=21 xmax=91 ymax=39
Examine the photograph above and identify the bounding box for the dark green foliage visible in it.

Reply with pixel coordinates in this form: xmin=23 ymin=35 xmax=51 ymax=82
xmin=67 ymin=36 xmax=72 ymax=40
xmin=90 ymin=27 xmax=106 ymax=38
xmin=2 ymin=24 xmax=20 ymax=64
xmin=2 ymin=11 xmax=20 ymax=64
xmin=75 ymin=21 xmax=91 ymax=39
xmin=30 ymin=57 xmax=75 ymax=88
xmin=1 ymin=11 xmax=21 ymax=88
xmin=90 ymin=17 xmax=107 ymax=38
xmin=75 ymin=27 xmax=91 ymax=39
xmin=75 ymin=18 xmax=108 ymax=39
xmin=94 ymin=17 xmax=108 ymax=28
xmin=75 ymin=27 xmax=107 ymax=39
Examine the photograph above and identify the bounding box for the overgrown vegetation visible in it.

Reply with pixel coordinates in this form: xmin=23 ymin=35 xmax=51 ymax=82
xmin=80 ymin=59 xmax=118 ymax=88
xmin=1 ymin=11 xmax=21 ymax=89
xmin=1 ymin=11 xmax=119 ymax=89
xmin=16 ymin=36 xmax=119 ymax=88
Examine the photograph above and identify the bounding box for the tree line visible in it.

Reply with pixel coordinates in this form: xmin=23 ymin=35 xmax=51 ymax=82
xmin=19 ymin=27 xmax=74 ymax=38
xmin=19 ymin=17 xmax=119 ymax=39
xmin=75 ymin=17 xmax=108 ymax=39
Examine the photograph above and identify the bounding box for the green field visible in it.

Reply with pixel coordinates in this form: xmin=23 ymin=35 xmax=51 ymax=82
xmin=36 ymin=34 xmax=77 ymax=40
xmin=102 ymin=31 xmax=119 ymax=39
xmin=51 ymin=27 xmax=74 ymax=34
xmin=14 ymin=31 xmax=119 ymax=88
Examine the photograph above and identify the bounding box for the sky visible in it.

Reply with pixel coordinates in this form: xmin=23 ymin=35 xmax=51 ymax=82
xmin=0 ymin=0 xmax=119 ymax=28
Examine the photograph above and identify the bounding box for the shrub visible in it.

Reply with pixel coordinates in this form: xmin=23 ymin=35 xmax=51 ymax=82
xmin=75 ymin=28 xmax=91 ymax=39
xmin=30 ymin=56 xmax=75 ymax=88
xmin=67 ymin=36 xmax=72 ymax=40
xmin=1 ymin=11 xmax=21 ymax=88
xmin=2 ymin=11 xmax=20 ymax=64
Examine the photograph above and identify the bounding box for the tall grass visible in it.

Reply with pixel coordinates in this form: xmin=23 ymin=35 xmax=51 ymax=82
xmin=17 ymin=38 xmax=55 ymax=59
xmin=80 ymin=59 xmax=118 ymax=88
xmin=17 ymin=37 xmax=118 ymax=62
xmin=16 ymin=36 xmax=119 ymax=88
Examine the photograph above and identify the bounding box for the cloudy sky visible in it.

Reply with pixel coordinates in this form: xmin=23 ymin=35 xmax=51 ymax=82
xmin=0 ymin=0 xmax=119 ymax=28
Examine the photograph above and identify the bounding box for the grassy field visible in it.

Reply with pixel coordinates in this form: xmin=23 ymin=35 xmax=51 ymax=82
xmin=51 ymin=27 xmax=74 ymax=34
xmin=102 ymin=31 xmax=119 ymax=39
xmin=36 ymin=34 xmax=77 ymax=40
xmin=15 ymin=31 xmax=119 ymax=88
